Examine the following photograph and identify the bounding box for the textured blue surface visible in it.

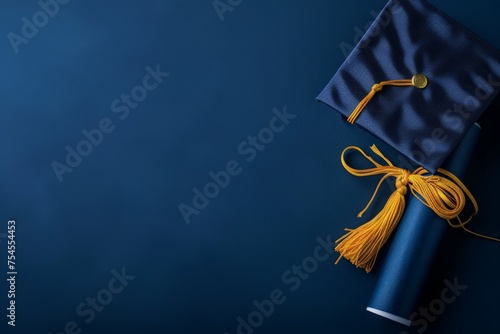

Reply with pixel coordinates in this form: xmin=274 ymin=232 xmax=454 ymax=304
xmin=0 ymin=1 xmax=499 ymax=333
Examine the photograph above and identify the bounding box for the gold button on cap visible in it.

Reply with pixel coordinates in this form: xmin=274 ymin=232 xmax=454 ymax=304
xmin=412 ymin=74 xmax=428 ymax=89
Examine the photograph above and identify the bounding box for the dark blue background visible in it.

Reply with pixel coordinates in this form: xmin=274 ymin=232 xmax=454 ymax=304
xmin=1 ymin=0 xmax=499 ymax=333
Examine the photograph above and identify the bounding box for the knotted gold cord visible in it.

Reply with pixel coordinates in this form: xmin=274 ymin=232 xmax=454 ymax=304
xmin=346 ymin=74 xmax=428 ymax=124
xmin=335 ymin=145 xmax=500 ymax=273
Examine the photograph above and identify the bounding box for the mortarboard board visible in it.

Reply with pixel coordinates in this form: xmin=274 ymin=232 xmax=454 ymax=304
xmin=317 ymin=0 xmax=500 ymax=173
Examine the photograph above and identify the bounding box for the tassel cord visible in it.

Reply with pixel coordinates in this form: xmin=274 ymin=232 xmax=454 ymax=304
xmin=347 ymin=80 xmax=414 ymax=124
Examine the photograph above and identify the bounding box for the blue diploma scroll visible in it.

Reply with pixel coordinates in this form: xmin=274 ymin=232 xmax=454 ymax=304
xmin=366 ymin=123 xmax=481 ymax=326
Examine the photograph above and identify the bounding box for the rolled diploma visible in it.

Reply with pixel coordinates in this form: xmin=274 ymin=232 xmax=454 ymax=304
xmin=366 ymin=123 xmax=481 ymax=326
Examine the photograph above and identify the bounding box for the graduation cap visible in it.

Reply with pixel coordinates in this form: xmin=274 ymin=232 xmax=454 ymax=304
xmin=317 ymin=0 xmax=500 ymax=273
xmin=317 ymin=0 xmax=500 ymax=173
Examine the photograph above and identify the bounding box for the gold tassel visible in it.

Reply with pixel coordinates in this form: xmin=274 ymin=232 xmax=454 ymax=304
xmin=335 ymin=145 xmax=499 ymax=273
xmin=335 ymin=179 xmax=407 ymax=273
xmin=346 ymin=74 xmax=428 ymax=124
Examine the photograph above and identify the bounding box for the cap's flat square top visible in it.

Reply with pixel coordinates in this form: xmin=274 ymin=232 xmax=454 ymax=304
xmin=317 ymin=0 xmax=500 ymax=172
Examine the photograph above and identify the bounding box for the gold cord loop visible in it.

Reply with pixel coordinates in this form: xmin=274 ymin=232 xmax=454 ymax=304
xmin=335 ymin=145 xmax=499 ymax=273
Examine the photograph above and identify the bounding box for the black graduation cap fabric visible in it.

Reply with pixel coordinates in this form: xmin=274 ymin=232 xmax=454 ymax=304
xmin=317 ymin=0 xmax=500 ymax=173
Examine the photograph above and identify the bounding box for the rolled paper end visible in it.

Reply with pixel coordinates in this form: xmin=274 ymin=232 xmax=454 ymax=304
xmin=366 ymin=124 xmax=482 ymax=324
xmin=366 ymin=307 xmax=411 ymax=326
